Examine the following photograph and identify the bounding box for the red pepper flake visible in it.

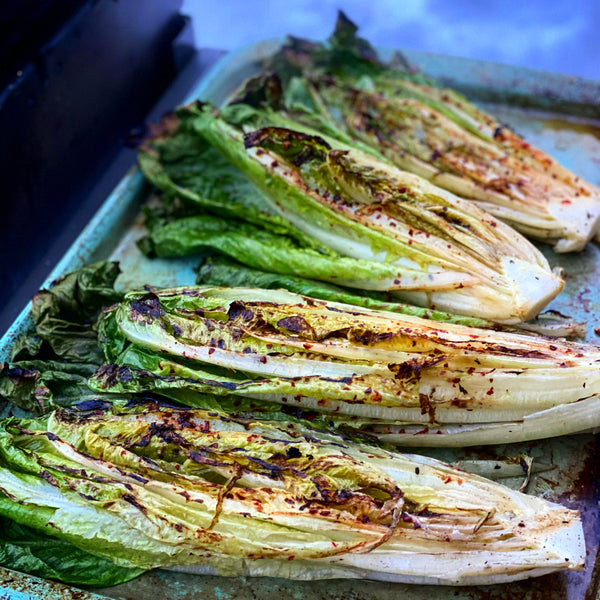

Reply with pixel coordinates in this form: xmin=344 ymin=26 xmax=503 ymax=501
xmin=259 ymin=356 xmax=267 ymax=364
xmin=208 ymin=348 xmax=215 ymax=355
xmin=486 ymin=386 xmax=494 ymax=396
xmin=288 ymin=555 xmax=295 ymax=561
xmin=561 ymin=199 xmax=572 ymax=204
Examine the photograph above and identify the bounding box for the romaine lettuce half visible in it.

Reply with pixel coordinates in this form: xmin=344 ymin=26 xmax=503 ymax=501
xmin=0 ymin=403 xmax=584 ymax=584
xmin=91 ymin=285 xmax=600 ymax=446
xmin=177 ymin=104 xmax=563 ymax=323
xmin=261 ymin=11 xmax=600 ymax=252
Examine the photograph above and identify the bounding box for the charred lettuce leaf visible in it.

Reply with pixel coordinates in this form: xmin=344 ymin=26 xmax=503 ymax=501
xmin=29 ymin=261 xmax=121 ymax=363
xmin=195 ymin=254 xmax=493 ymax=328
xmin=0 ymin=361 xmax=99 ymax=415
xmin=137 ymin=111 xmax=328 ymax=252
xmin=139 ymin=99 xmax=564 ymax=322
xmin=0 ymin=262 xmax=122 ymax=414
xmin=138 ymin=110 xmax=429 ymax=295
xmin=264 ymin=10 xmax=407 ymax=83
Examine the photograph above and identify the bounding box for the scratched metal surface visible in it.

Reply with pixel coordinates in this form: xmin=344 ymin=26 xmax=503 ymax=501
xmin=0 ymin=567 xmax=106 ymax=600
xmin=1 ymin=40 xmax=600 ymax=599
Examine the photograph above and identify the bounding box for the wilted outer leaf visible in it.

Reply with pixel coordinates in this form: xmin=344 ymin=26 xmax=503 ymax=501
xmin=0 ymin=262 xmax=122 ymax=415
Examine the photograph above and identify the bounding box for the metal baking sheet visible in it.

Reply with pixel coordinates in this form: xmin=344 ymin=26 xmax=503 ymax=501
xmin=1 ymin=40 xmax=600 ymax=599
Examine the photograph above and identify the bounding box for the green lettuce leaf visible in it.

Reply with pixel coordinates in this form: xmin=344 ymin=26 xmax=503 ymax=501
xmin=0 ymin=517 xmax=142 ymax=586
xmin=140 ymin=213 xmax=421 ymax=290
xmin=0 ymin=262 xmax=121 ymax=415
xmin=138 ymin=113 xmax=328 ymax=252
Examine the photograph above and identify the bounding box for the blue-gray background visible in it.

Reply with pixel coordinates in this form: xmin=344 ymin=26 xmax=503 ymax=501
xmin=182 ymin=0 xmax=598 ymax=80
